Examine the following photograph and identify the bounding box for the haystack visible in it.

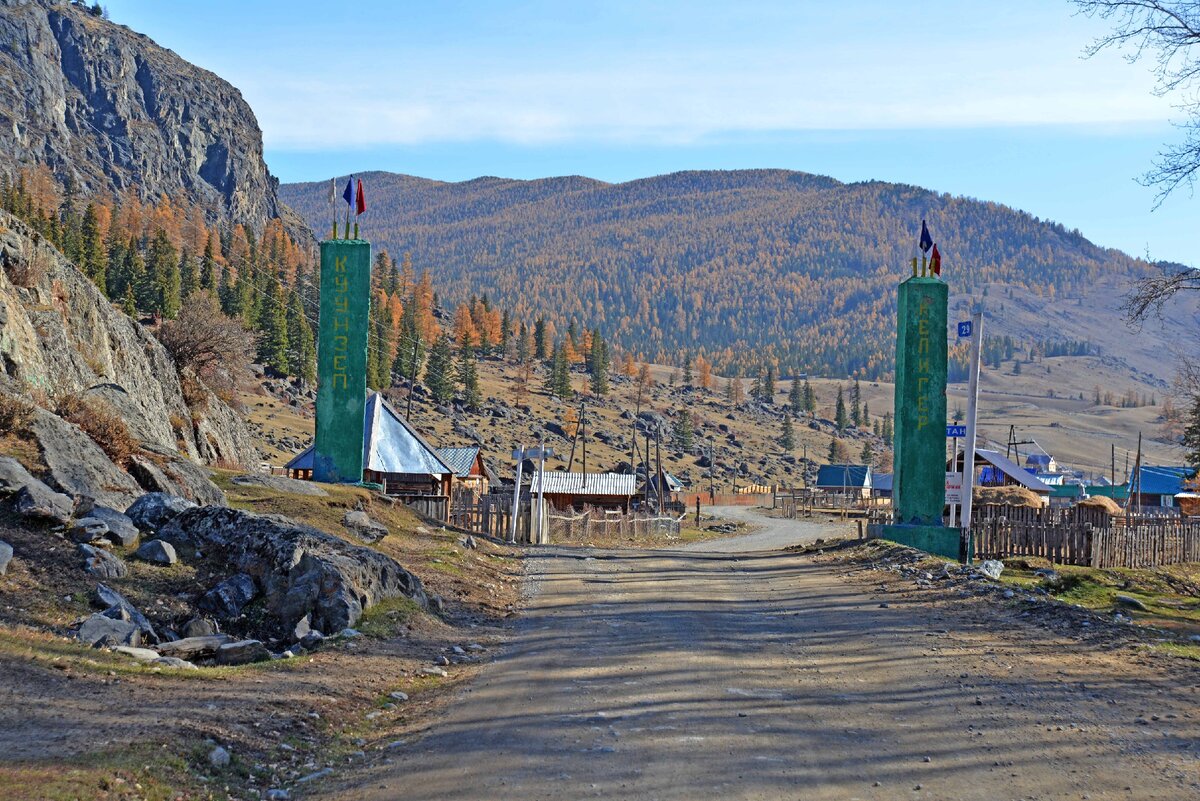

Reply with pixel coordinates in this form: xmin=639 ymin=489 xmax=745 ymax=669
xmin=973 ymin=485 xmax=1042 ymax=509
xmin=1078 ymin=494 xmax=1122 ymax=515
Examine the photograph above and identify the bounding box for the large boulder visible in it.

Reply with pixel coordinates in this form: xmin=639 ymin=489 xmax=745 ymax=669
xmin=0 ymin=456 xmax=39 ymax=495
xmin=160 ymin=507 xmax=427 ymax=636
xmin=128 ymin=448 xmax=227 ymax=506
xmin=155 ymin=634 xmax=234 ymax=661
xmin=26 ymin=409 xmax=142 ymax=510
xmin=216 ymin=639 xmax=271 ymax=665
xmin=14 ymin=482 xmax=74 ymax=525
xmin=125 ymin=493 xmax=196 ymax=533
xmin=135 ymin=539 xmax=178 ymax=565
xmin=0 ymin=540 xmax=12 ymax=575
xmin=78 ymin=544 xmax=127 ymax=579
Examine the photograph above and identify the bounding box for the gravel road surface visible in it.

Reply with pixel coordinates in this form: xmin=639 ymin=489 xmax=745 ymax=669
xmin=335 ymin=508 xmax=1198 ymax=801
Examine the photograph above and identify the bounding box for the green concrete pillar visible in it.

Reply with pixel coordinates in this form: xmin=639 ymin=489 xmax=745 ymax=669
xmin=314 ymin=239 xmax=371 ymax=483
xmin=877 ymin=273 xmax=963 ymax=560
xmin=894 ymin=276 xmax=948 ymax=524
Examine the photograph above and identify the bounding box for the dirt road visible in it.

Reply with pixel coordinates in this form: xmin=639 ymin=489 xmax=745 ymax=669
xmin=333 ymin=509 xmax=1198 ymax=801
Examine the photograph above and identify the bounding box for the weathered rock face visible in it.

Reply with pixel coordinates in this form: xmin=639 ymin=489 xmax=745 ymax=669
xmin=160 ymin=506 xmax=427 ymax=636
xmin=0 ymin=0 xmax=300 ymax=235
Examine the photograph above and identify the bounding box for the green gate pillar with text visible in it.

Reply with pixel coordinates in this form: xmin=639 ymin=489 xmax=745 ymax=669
xmin=314 ymin=239 xmax=371 ymax=484
xmin=882 ymin=274 xmax=960 ymax=559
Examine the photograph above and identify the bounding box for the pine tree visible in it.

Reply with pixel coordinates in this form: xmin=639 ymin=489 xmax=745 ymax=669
xmin=500 ymin=309 xmax=512 ymax=353
xmin=80 ymin=202 xmax=105 ymax=291
xmin=285 ymin=290 xmax=316 ymax=384
xmin=682 ymin=354 xmax=693 ymax=387
xmin=788 ymin=379 xmax=802 ymax=411
xmin=1183 ymin=397 xmax=1200 ymax=469
xmin=862 ymin=400 xmax=870 ymax=425
xmin=851 ymin=379 xmax=862 ymax=426
xmin=104 ymin=229 xmax=127 ymax=300
xmin=179 ymin=248 xmax=198 ymax=299
xmin=534 ymin=317 xmax=547 ymax=361
xmin=547 ymin=342 xmax=572 ymax=400
xmin=392 ymin=297 xmax=424 ymax=383
xmin=366 ymin=295 xmax=392 ymax=390
xmin=588 ymin=329 xmax=609 ymax=396
xmin=458 ymin=342 xmax=482 ymax=410
xmin=881 ymin=412 xmax=894 ymax=446
xmin=781 ymin=413 xmax=795 ymax=451
xmin=218 ymin=265 xmax=235 ymax=316
xmin=672 ymin=410 xmax=694 ymax=450
xmin=835 ymin=386 xmax=848 ymax=432
xmin=763 ymin=367 xmax=775 ymax=400
xmin=516 ymin=321 xmax=531 ymax=363
xmin=124 ymin=236 xmax=147 ymax=313
xmin=828 ymin=438 xmax=841 ymax=463
xmin=803 ymin=379 xmax=816 ymax=414
xmin=860 ymin=442 xmax=873 ymax=465
xmin=256 ymin=275 xmax=289 ymax=374
xmin=121 ymin=284 xmax=136 ymax=318
xmin=425 ymin=333 xmax=455 ymax=403
xmin=200 ymin=239 xmax=218 ymax=293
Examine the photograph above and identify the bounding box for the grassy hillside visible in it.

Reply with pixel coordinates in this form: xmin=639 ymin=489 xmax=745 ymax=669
xmin=280 ymin=169 xmax=1174 ymax=381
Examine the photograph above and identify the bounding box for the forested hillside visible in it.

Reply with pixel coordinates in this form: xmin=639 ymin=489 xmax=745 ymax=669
xmin=281 ymin=169 xmax=1153 ymax=379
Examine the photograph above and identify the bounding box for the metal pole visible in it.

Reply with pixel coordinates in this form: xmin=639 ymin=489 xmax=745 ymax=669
xmin=960 ymin=310 xmax=984 ymax=536
xmin=536 ymin=437 xmax=547 ymax=544
xmin=708 ymin=437 xmax=715 ymax=503
xmin=405 ymin=338 xmax=419 ymax=420
xmin=509 ymin=447 xmax=525 ymax=544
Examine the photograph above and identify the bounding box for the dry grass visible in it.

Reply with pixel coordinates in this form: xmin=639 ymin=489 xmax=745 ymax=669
xmin=0 ymin=392 xmax=34 ymax=436
xmin=54 ymin=393 xmax=137 ymax=468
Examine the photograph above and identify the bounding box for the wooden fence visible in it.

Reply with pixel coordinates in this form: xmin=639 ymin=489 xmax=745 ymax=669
xmin=449 ymin=492 xmax=536 ymax=543
xmin=971 ymin=505 xmax=1200 ymax=568
xmin=680 ymin=492 xmax=773 ymax=508
xmin=547 ymin=508 xmax=681 ymax=541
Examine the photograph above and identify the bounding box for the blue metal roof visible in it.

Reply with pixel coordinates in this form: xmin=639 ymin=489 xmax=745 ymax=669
xmin=1132 ymin=466 xmax=1196 ymax=497
xmin=815 ymin=464 xmax=871 ymax=489
xmin=872 ymin=473 xmax=893 ymax=492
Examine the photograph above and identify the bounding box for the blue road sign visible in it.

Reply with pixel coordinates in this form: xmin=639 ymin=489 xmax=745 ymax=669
xmin=957 ymin=320 xmax=973 ymax=338
xmin=946 ymin=425 xmax=967 ymax=438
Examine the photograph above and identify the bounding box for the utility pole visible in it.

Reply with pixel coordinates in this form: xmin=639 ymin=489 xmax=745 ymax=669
xmin=655 ymin=432 xmax=663 ymax=515
xmin=566 ymin=401 xmax=585 ymax=471
xmin=1111 ymin=443 xmax=1116 ymax=488
xmin=508 ymin=446 xmax=525 ymax=544
xmin=405 ymin=338 xmax=419 ymax=420
xmin=581 ymin=403 xmax=588 ymax=488
xmin=645 ymin=433 xmax=653 ymax=509
xmin=708 ymin=436 xmax=715 ymax=504
xmin=960 ymin=310 xmax=984 ymax=539
xmin=535 ymin=438 xmax=550 ymax=544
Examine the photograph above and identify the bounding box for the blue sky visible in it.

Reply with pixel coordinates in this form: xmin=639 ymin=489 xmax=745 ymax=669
xmin=108 ymin=0 xmax=1197 ymax=265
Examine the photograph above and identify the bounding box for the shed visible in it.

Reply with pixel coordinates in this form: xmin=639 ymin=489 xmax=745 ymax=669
xmin=285 ymin=393 xmax=454 ymax=515
xmin=952 ymin=449 xmax=1051 ymax=503
xmin=529 ymin=472 xmax=638 ymax=512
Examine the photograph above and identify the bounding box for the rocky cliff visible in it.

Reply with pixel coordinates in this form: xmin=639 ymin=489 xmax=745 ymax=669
xmin=0 ymin=208 xmax=256 ymax=507
xmin=0 ymin=0 xmax=304 ymax=235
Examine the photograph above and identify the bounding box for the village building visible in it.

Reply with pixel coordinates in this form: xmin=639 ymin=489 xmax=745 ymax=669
xmin=814 ymin=464 xmax=872 ymax=499
xmin=285 ymin=393 xmax=454 ymax=518
xmin=951 ymin=448 xmax=1052 ymax=505
xmin=1130 ymin=465 xmax=1198 ymax=509
xmin=529 ymin=472 xmax=638 ymax=513
xmin=437 ymin=446 xmax=498 ymax=496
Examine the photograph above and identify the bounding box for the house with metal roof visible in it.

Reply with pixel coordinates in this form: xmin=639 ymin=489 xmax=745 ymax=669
xmin=437 ymin=446 xmax=497 ymax=496
xmin=285 ymin=393 xmax=454 ymax=516
xmin=950 ymin=449 xmax=1051 ymax=500
xmin=1130 ymin=465 xmax=1198 ymax=508
xmin=815 ymin=464 xmax=872 ymax=498
xmin=529 ymin=472 xmax=638 ymax=512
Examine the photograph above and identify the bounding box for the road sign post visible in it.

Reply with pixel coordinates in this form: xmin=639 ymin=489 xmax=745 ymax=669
xmin=961 ymin=311 xmax=983 ymax=552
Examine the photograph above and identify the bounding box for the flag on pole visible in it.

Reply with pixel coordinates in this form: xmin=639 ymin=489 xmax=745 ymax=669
xmin=355 ymin=178 xmax=366 ymax=215
xmin=342 ymin=177 xmax=354 ymax=207
xmin=930 ymin=243 xmax=942 ymax=276
xmin=919 ymin=219 xmax=933 ymax=253
xmin=329 ymin=178 xmax=336 ymax=203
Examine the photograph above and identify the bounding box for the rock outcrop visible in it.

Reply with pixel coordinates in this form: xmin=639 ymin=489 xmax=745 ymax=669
xmin=0 ymin=0 xmax=301 ymax=235
xmin=160 ymin=506 xmax=427 ymax=637
xmin=0 ymin=211 xmax=257 ymax=502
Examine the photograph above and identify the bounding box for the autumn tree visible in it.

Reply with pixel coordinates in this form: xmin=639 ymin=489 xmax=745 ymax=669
xmin=696 ymin=354 xmax=713 ymax=390
xmin=155 ymin=290 xmax=256 ymax=397
xmin=828 ymin=438 xmax=850 ymax=463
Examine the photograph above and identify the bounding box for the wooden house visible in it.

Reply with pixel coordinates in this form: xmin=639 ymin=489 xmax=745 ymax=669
xmin=529 ymin=472 xmax=638 ymax=513
xmin=437 ymin=446 xmax=497 ymax=496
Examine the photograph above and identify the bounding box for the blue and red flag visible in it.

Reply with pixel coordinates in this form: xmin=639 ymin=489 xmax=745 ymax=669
xmin=342 ymin=177 xmax=354 ymax=207
xmin=356 ymin=178 xmax=366 ymax=216
xmin=930 ymin=243 xmax=942 ymax=276
xmin=919 ymin=219 xmax=933 ymax=253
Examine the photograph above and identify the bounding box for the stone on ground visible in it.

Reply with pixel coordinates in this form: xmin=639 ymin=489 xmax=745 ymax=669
xmin=155 ymin=634 xmax=233 ymax=661
xmin=27 ymin=408 xmax=142 ymax=510
xmin=94 ymin=583 xmax=157 ymax=642
xmin=343 ymin=509 xmax=389 ymax=542
xmin=87 ymin=506 xmax=140 ymax=546
xmin=68 ymin=517 xmax=111 ymax=544
xmin=77 ymin=612 xmax=141 ymax=646
xmin=231 ymin=473 xmax=328 ymax=496
xmin=13 ymin=482 xmax=74 ymax=525
xmin=208 ymin=745 xmax=230 ymax=768
xmin=124 ymin=492 xmax=196 ymax=533
xmin=134 ymin=538 xmax=178 ymax=565
xmin=153 ymin=656 xmax=198 ymax=669
xmin=216 ymin=639 xmax=271 ymax=665
xmin=978 ymin=560 xmax=1004 ymax=580
xmin=78 ymin=543 xmax=127 ymax=579
xmin=0 ymin=540 xmax=12 ymax=575
xmin=199 ymin=573 xmax=257 ymax=620
xmin=113 ymin=645 xmax=161 ymax=662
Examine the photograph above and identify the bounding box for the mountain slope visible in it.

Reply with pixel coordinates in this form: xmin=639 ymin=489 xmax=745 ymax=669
xmin=0 ymin=0 xmax=300 ymax=234
xmin=281 ymin=169 xmax=1180 ymax=380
